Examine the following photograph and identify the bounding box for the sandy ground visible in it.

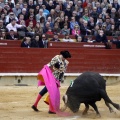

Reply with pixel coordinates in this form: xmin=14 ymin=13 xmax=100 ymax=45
xmin=0 ymin=83 xmax=120 ymax=120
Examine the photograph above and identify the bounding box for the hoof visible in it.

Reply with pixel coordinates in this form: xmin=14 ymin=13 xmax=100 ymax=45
xmin=82 ymin=110 xmax=88 ymax=115
xmin=95 ymin=114 xmax=101 ymax=118
xmin=31 ymin=105 xmax=39 ymax=112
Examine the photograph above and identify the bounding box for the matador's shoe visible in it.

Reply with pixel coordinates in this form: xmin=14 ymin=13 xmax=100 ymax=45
xmin=31 ymin=105 xmax=39 ymax=112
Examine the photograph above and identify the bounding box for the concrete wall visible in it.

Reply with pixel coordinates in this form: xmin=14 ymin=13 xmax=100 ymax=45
xmin=0 ymin=75 xmax=120 ymax=86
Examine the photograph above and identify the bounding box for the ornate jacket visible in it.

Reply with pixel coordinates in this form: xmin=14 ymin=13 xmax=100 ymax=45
xmin=48 ymin=55 xmax=69 ymax=82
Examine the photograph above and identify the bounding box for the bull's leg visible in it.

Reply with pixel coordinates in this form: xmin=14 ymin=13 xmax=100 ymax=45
xmin=105 ymin=102 xmax=114 ymax=113
xmin=89 ymin=103 xmax=101 ymax=117
xmin=82 ymin=103 xmax=89 ymax=115
xmin=100 ymin=89 xmax=120 ymax=110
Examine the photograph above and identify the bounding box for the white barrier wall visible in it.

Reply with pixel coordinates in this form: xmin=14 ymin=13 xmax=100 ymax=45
xmin=0 ymin=73 xmax=120 ymax=86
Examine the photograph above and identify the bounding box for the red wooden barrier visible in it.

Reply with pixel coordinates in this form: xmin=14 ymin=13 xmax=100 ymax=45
xmin=0 ymin=40 xmax=21 ymax=47
xmin=0 ymin=48 xmax=120 ymax=73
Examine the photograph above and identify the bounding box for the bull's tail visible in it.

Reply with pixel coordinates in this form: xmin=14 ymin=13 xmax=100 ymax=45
xmin=100 ymin=89 xmax=120 ymax=110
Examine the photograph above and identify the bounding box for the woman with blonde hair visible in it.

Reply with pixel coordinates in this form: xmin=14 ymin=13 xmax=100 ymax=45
xmin=71 ymin=24 xmax=80 ymax=36
xmin=34 ymin=22 xmax=43 ymax=36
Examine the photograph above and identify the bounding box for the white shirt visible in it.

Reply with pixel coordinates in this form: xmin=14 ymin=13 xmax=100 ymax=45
xmin=6 ymin=23 xmax=23 ymax=32
xmin=62 ymin=38 xmax=74 ymax=42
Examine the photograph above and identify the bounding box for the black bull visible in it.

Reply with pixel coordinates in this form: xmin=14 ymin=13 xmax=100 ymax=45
xmin=63 ymin=72 xmax=120 ymax=116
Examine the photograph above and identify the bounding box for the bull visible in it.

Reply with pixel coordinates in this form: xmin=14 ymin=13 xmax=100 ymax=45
xmin=62 ymin=72 xmax=120 ymax=117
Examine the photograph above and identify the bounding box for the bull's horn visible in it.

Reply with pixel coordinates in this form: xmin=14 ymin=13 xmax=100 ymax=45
xmin=63 ymin=95 xmax=68 ymax=104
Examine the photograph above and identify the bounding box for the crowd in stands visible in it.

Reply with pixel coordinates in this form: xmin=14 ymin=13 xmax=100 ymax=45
xmin=0 ymin=0 xmax=120 ymax=48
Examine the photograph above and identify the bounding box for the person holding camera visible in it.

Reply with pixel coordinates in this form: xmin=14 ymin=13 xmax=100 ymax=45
xmin=32 ymin=50 xmax=71 ymax=114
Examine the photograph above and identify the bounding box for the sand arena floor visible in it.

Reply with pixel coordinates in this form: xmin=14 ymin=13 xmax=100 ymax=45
xmin=0 ymin=82 xmax=120 ymax=120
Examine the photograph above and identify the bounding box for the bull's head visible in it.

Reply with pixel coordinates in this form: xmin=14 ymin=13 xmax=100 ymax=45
xmin=62 ymin=94 xmax=80 ymax=113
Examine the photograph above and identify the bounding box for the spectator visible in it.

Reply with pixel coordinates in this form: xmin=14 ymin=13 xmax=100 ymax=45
xmin=47 ymin=9 xmax=56 ymax=23
xmin=52 ymin=23 xmax=61 ymax=35
xmin=96 ymin=2 xmax=102 ymax=14
xmin=27 ymin=0 xmax=36 ymax=10
xmin=37 ymin=0 xmax=47 ymax=8
xmin=46 ymin=27 xmax=53 ymax=35
xmin=46 ymin=0 xmax=55 ymax=12
xmin=34 ymin=22 xmax=43 ymax=36
xmin=60 ymin=15 xmax=70 ymax=29
xmin=6 ymin=18 xmax=25 ymax=32
xmin=31 ymin=34 xmax=42 ymax=48
xmin=8 ymin=0 xmax=14 ymax=8
xmin=50 ymin=33 xmax=61 ymax=42
xmin=90 ymin=7 xmax=99 ymax=23
xmin=20 ymin=8 xmax=28 ymax=20
xmin=64 ymin=5 xmax=72 ymax=20
xmin=18 ymin=0 xmax=24 ymax=9
xmin=28 ymin=8 xmax=35 ymax=17
xmin=0 ymin=13 xmax=6 ymax=25
xmin=76 ymin=35 xmax=83 ymax=42
xmin=110 ymin=8 xmax=118 ymax=21
xmin=46 ymin=16 xmax=54 ymax=29
xmin=82 ymin=12 xmax=90 ymax=22
xmin=43 ymin=21 xmax=50 ymax=33
xmin=0 ymin=0 xmax=5 ymax=8
xmin=12 ymin=3 xmax=21 ymax=17
xmin=36 ymin=9 xmax=46 ymax=23
xmin=34 ymin=4 xmax=40 ymax=15
xmin=39 ymin=16 xmax=45 ymax=29
xmin=54 ymin=17 xmax=61 ymax=28
xmin=103 ymin=16 xmax=112 ymax=33
xmin=71 ymin=24 xmax=80 ymax=36
xmin=0 ymin=19 xmax=6 ymax=31
xmin=54 ymin=5 xmax=61 ymax=18
xmin=4 ymin=4 xmax=12 ymax=14
xmin=69 ymin=1 xmax=74 ymax=12
xmin=17 ymin=14 xmax=24 ymax=24
xmin=42 ymin=4 xmax=49 ymax=17
xmin=40 ymin=34 xmax=48 ymax=48
xmin=58 ymin=0 xmax=65 ymax=11
xmin=72 ymin=10 xmax=79 ymax=22
xmin=25 ymin=15 xmax=36 ymax=27
xmin=17 ymin=20 xmax=27 ymax=39
xmin=84 ymin=35 xmax=96 ymax=43
xmin=80 ymin=21 xmax=91 ymax=36
xmin=5 ymin=12 xmax=18 ymax=24
xmin=93 ymin=25 xmax=100 ymax=36
xmin=70 ymin=16 xmax=79 ymax=30
xmin=6 ymin=29 xmax=18 ymax=40
xmin=112 ymin=0 xmax=120 ymax=11
xmin=0 ymin=31 xmax=6 ymax=40
xmin=21 ymin=37 xmax=31 ymax=48
xmin=108 ymin=24 xmax=117 ymax=36
xmin=106 ymin=4 xmax=112 ymax=15
xmin=26 ymin=21 xmax=35 ymax=37
xmin=76 ymin=0 xmax=83 ymax=15
xmin=88 ymin=17 xmax=95 ymax=30
xmin=110 ymin=36 xmax=120 ymax=48
xmin=95 ymin=30 xmax=108 ymax=43
xmin=62 ymin=34 xmax=74 ymax=42
xmin=61 ymin=23 xmax=70 ymax=35
xmin=101 ymin=0 xmax=109 ymax=9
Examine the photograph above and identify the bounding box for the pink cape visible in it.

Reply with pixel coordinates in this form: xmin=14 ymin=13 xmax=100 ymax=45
xmin=38 ymin=65 xmax=60 ymax=112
